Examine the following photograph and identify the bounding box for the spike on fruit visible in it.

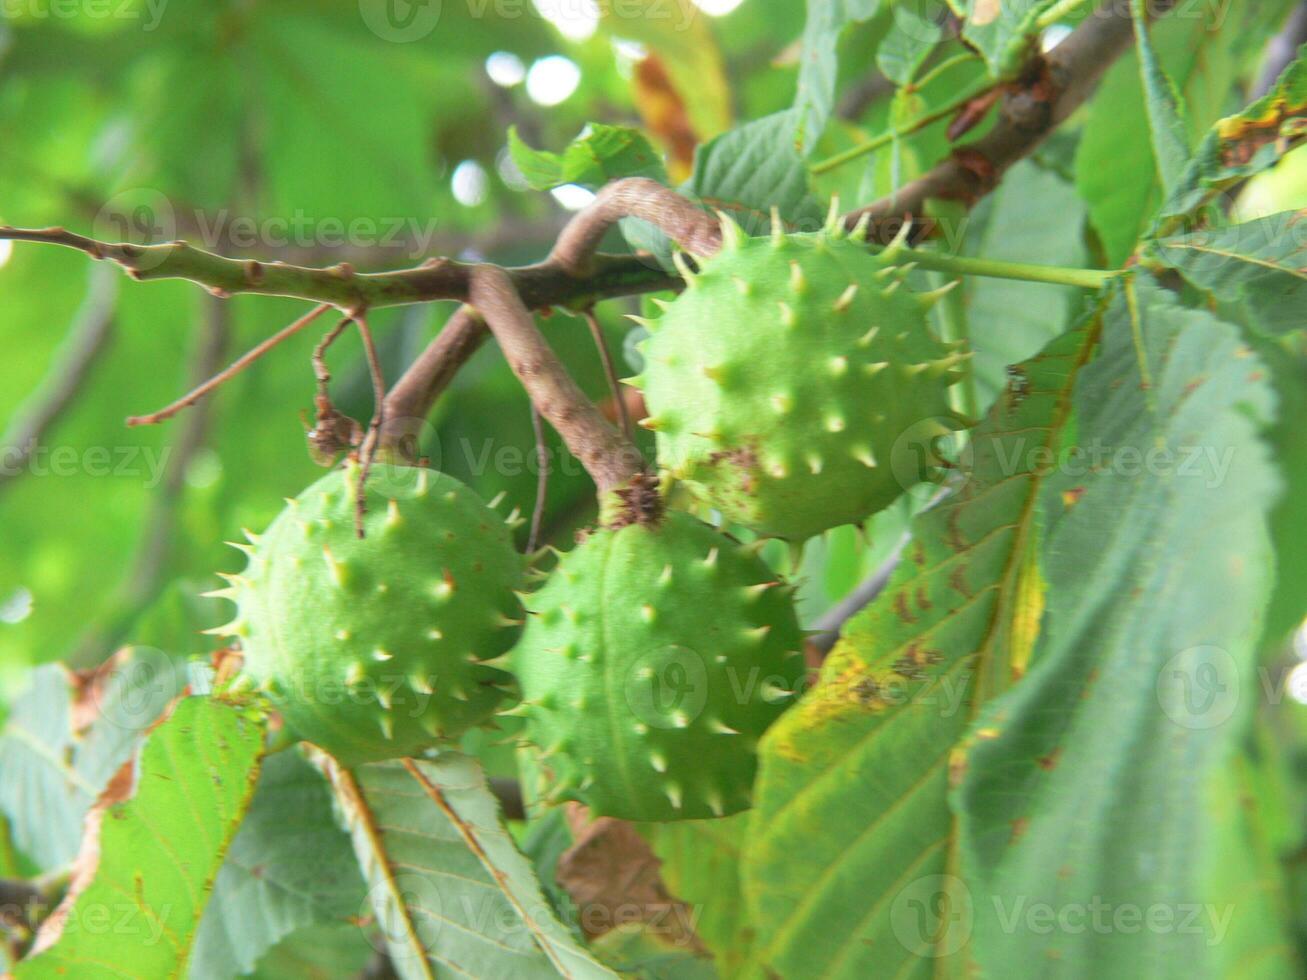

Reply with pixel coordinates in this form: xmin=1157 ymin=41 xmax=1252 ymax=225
xmin=823 ymin=197 xmax=842 ymax=234
xmin=716 ymin=210 xmax=745 ymax=250
xmin=769 ymin=206 xmax=785 ymax=246
xmin=671 ymin=251 xmax=697 ymax=284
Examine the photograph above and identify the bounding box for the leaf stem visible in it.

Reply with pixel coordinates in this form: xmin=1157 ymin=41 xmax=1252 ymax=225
xmin=889 ymin=247 xmax=1118 ymax=289
xmin=809 ymin=80 xmax=995 ymax=176
xmin=1035 ymin=0 xmax=1098 ymax=29
xmin=910 ymin=51 xmax=978 ymax=91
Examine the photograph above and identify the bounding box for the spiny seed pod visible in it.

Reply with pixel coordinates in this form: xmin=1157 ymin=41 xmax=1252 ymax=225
xmin=630 ymin=210 xmax=969 ymax=541
xmin=207 ymin=462 xmax=525 ymax=765
xmin=508 ymin=510 xmax=805 ymax=822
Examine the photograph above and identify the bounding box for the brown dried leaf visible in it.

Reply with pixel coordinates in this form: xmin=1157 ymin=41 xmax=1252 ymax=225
xmin=556 ymin=804 xmax=705 ymax=952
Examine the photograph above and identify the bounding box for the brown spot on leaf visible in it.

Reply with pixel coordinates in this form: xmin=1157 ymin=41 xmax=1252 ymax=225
xmin=1009 ymin=817 xmax=1029 ymax=844
xmin=893 ymin=591 xmax=918 ymax=625
xmin=1037 ymin=747 xmax=1062 ymax=771
xmin=1061 ymin=487 xmax=1086 ymax=509
xmin=1216 ymin=97 xmax=1307 ymax=167
xmin=949 ymin=563 xmax=972 ymax=598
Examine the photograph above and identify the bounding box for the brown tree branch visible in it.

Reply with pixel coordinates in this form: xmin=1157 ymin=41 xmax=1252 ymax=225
xmin=582 ymin=308 xmax=633 ymax=443
xmin=842 ymin=0 xmax=1179 ymax=243
xmin=547 ymin=176 xmax=722 ymax=275
xmin=466 ymin=265 xmax=647 ymax=499
xmin=378 ymin=305 xmax=487 ymax=456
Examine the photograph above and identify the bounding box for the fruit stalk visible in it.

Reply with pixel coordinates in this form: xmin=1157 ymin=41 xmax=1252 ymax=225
xmin=467 ymin=264 xmax=647 ymax=497
xmin=888 ymin=247 xmax=1119 ymax=289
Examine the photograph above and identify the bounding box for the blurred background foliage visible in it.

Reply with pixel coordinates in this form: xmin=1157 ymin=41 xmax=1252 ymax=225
xmin=0 ymin=0 xmax=1303 ymax=712
xmin=2 ymin=0 xmax=1307 ymax=976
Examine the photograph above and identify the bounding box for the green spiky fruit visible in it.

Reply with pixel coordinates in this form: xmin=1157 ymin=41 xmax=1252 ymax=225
xmin=509 ymin=510 xmax=805 ymax=821
xmin=209 ymin=462 xmax=524 ymax=765
xmin=632 ymin=217 xmax=968 ymax=540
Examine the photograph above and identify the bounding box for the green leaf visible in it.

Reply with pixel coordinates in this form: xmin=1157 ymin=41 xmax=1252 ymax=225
xmin=1132 ymin=0 xmax=1191 ymax=194
xmin=246 ymin=922 xmax=374 ymax=980
xmin=876 ymin=1 xmax=942 ymax=86
xmin=690 ymin=110 xmax=825 ymax=234
xmin=0 ymin=649 xmax=185 ymax=870
xmin=644 ymin=813 xmax=750 ymax=975
xmin=589 ymin=926 xmax=718 ymax=980
xmin=313 ymin=751 xmax=618 ymax=980
xmin=1205 ymin=746 xmax=1304 ymax=979
xmin=1248 ymin=336 xmax=1307 ymax=654
xmin=955 ymin=276 xmax=1280 ymax=973
xmin=507 ymin=125 xmax=669 ymax=193
xmin=793 ymin=0 xmax=881 ymax=153
xmin=1147 ymin=210 xmax=1307 ymax=335
xmin=189 ymin=748 xmax=366 ymax=979
xmin=1154 ymin=47 xmax=1307 ymax=231
xmin=740 ymin=307 xmax=1103 ymax=977
xmin=16 ymin=696 xmax=266 ymax=979
xmin=960 ymin=0 xmax=1057 ymax=78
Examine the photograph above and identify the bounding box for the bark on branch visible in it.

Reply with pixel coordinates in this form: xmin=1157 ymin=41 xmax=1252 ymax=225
xmin=467 ymin=266 xmax=647 ymax=497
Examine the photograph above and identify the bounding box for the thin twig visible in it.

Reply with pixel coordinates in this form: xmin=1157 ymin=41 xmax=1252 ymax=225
xmin=312 ymin=318 xmax=352 ymax=391
xmin=583 ymin=308 xmax=632 ymax=442
xmin=126 ymin=303 xmax=332 ymax=426
xmin=350 ymin=310 xmax=387 ymax=538
xmin=527 ymin=405 xmax=549 ymax=553
xmin=0 ymin=264 xmax=117 ymax=495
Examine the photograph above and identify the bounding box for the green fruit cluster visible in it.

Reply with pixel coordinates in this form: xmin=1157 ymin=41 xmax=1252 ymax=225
xmin=508 ymin=510 xmax=805 ymax=821
xmin=210 ymin=462 xmax=524 ymax=766
xmin=632 ymin=216 xmax=968 ymax=541
xmin=207 ymin=217 xmax=973 ymax=820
